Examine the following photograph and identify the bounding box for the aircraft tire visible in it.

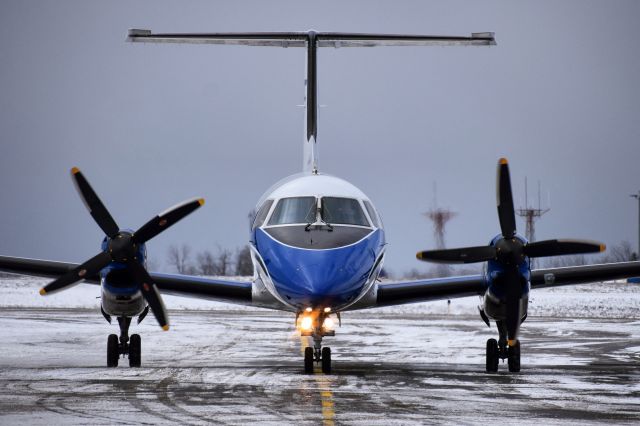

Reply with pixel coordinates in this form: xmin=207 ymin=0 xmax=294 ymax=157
xmin=129 ymin=334 xmax=141 ymax=367
xmin=304 ymin=347 xmax=314 ymax=374
xmin=508 ymin=340 xmax=521 ymax=373
xmin=486 ymin=338 xmax=499 ymax=373
xmin=321 ymin=347 xmax=331 ymax=374
xmin=107 ymin=334 xmax=119 ymax=367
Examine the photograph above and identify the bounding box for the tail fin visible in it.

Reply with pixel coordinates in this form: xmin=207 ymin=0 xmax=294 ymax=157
xmin=128 ymin=30 xmax=496 ymax=174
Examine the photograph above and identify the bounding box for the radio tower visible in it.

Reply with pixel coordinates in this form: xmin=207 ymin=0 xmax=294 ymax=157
xmin=424 ymin=183 xmax=457 ymax=277
xmin=516 ymin=178 xmax=550 ymax=267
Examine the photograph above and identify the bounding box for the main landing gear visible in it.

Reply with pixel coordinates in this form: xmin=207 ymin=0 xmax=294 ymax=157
xmin=300 ymin=311 xmax=335 ymax=374
xmin=485 ymin=320 xmax=520 ymax=373
xmin=106 ymin=316 xmax=141 ymax=367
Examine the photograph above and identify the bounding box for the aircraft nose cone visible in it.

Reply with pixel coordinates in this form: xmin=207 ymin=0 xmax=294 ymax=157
xmin=255 ymin=228 xmax=384 ymax=309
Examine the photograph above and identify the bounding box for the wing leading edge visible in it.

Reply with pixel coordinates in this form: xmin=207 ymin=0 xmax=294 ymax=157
xmin=374 ymin=274 xmax=487 ymax=308
xmin=357 ymin=260 xmax=640 ymax=310
xmin=0 ymin=255 xmax=253 ymax=306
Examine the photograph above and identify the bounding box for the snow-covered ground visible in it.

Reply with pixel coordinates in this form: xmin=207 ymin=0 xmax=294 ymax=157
xmin=1 ymin=275 xmax=639 ymax=425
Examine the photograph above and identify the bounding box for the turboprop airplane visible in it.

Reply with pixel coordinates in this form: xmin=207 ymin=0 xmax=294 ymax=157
xmin=2 ymin=30 xmax=640 ymax=374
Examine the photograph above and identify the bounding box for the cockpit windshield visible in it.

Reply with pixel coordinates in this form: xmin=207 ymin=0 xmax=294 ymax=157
xmin=268 ymin=197 xmax=316 ymax=225
xmin=321 ymin=197 xmax=370 ymax=226
xmin=267 ymin=196 xmax=371 ymax=228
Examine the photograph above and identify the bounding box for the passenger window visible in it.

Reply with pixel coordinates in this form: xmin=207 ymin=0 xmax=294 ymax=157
xmin=268 ymin=197 xmax=317 ymax=225
xmin=321 ymin=197 xmax=370 ymax=226
xmin=363 ymin=200 xmax=380 ymax=228
xmin=252 ymin=200 xmax=274 ymax=230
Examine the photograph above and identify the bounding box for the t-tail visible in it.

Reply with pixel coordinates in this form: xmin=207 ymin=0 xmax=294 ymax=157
xmin=127 ymin=29 xmax=496 ymax=174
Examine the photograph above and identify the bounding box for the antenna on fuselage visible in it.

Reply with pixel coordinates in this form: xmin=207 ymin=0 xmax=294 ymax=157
xmin=127 ymin=29 xmax=496 ymax=175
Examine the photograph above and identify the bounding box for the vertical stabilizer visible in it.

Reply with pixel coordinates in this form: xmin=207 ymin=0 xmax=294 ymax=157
xmin=303 ymin=31 xmax=319 ymax=174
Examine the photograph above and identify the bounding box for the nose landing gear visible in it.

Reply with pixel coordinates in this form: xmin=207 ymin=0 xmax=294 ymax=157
xmin=300 ymin=311 xmax=335 ymax=374
xmin=303 ymin=334 xmax=332 ymax=374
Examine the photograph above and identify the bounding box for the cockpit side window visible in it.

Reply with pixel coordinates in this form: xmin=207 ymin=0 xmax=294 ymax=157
xmin=252 ymin=199 xmax=274 ymax=230
xmin=268 ymin=197 xmax=317 ymax=225
xmin=321 ymin=197 xmax=370 ymax=226
xmin=363 ymin=200 xmax=381 ymax=228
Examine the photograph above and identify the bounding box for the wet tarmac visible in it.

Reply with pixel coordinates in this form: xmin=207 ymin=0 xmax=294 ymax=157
xmin=1 ymin=308 xmax=639 ymax=425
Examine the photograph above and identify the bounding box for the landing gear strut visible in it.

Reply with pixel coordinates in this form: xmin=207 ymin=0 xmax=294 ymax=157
xmin=106 ymin=316 xmax=141 ymax=367
xmin=485 ymin=320 xmax=520 ymax=373
xmin=300 ymin=312 xmax=334 ymax=374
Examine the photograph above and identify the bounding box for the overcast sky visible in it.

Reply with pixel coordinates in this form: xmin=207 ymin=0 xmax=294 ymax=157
xmin=1 ymin=1 xmax=639 ymax=275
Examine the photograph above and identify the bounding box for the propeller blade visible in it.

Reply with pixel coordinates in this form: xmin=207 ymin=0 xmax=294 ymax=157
xmin=504 ymin=267 xmax=522 ymax=345
xmin=523 ymin=239 xmax=605 ymax=258
xmin=71 ymin=167 xmax=120 ymax=238
xmin=129 ymin=262 xmax=170 ymax=330
xmin=40 ymin=251 xmax=112 ymax=295
xmin=417 ymin=245 xmax=497 ymax=264
xmin=496 ymin=158 xmax=517 ymax=238
xmin=133 ymin=198 xmax=205 ymax=244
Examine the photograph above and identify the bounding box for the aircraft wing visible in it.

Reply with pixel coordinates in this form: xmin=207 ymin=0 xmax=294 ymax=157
xmin=366 ymin=260 xmax=640 ymax=309
xmin=0 ymin=255 xmax=253 ymax=306
xmin=373 ymin=274 xmax=487 ymax=308
xmin=530 ymin=261 xmax=640 ymax=289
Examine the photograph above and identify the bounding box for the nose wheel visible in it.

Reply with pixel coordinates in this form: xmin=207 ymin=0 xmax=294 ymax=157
xmin=303 ymin=334 xmax=332 ymax=374
xmin=304 ymin=345 xmax=332 ymax=374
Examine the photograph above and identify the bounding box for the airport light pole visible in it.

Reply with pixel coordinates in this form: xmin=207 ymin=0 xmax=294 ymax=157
xmin=631 ymin=191 xmax=640 ymax=258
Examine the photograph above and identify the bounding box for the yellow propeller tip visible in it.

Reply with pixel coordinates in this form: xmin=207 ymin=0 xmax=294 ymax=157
xmin=162 ymin=325 xmax=170 ymax=331
xmin=71 ymin=167 xmax=80 ymax=174
xmin=600 ymin=244 xmax=606 ymax=252
xmin=499 ymin=158 xmax=508 ymax=165
xmin=416 ymin=252 xmax=423 ymax=260
xmin=198 ymin=198 xmax=205 ymax=206
xmin=39 ymin=288 xmax=47 ymax=296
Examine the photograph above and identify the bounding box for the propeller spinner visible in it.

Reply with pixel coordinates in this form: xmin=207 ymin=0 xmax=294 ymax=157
xmin=416 ymin=158 xmax=605 ymax=344
xmin=39 ymin=167 xmax=205 ymax=331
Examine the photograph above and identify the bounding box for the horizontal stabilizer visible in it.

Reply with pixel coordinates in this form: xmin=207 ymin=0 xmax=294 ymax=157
xmin=127 ymin=30 xmax=495 ymax=48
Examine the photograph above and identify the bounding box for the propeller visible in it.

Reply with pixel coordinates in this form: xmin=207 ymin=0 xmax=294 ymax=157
xmin=39 ymin=167 xmax=205 ymax=331
xmin=416 ymin=158 xmax=605 ymax=344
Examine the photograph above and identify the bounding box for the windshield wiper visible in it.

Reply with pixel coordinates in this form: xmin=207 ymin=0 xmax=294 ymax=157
xmin=305 ymin=220 xmax=333 ymax=232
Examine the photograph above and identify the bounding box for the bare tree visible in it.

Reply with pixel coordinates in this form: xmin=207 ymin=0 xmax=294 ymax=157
xmin=196 ymin=250 xmax=218 ymax=276
xmin=167 ymin=244 xmax=192 ymax=274
xmin=217 ymin=248 xmax=233 ymax=276
xmin=602 ymin=240 xmax=636 ymax=263
xmin=543 ymin=255 xmax=588 ymax=268
xmin=235 ymin=246 xmax=253 ymax=276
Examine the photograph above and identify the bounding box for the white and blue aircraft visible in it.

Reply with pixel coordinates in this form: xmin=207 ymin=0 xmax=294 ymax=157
xmin=2 ymin=30 xmax=640 ymax=374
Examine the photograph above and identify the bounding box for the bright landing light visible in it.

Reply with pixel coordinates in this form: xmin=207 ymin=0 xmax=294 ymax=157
xmin=322 ymin=317 xmax=335 ymax=331
xmin=300 ymin=316 xmax=314 ymax=331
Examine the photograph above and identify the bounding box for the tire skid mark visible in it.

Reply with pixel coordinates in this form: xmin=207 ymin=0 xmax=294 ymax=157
xmin=154 ymin=376 xmax=225 ymax=425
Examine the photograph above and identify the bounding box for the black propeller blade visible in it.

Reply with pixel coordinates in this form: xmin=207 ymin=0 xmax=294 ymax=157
xmin=133 ymin=198 xmax=205 ymax=244
xmin=417 ymin=246 xmax=497 ymax=264
xmin=523 ymin=239 xmax=605 ymax=258
xmin=129 ymin=261 xmax=170 ymax=330
xmin=71 ymin=167 xmax=120 ymax=238
xmin=40 ymin=167 xmax=204 ymax=331
xmin=496 ymin=158 xmax=517 ymax=238
xmin=40 ymin=251 xmax=112 ymax=295
xmin=503 ymin=267 xmax=522 ymax=345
